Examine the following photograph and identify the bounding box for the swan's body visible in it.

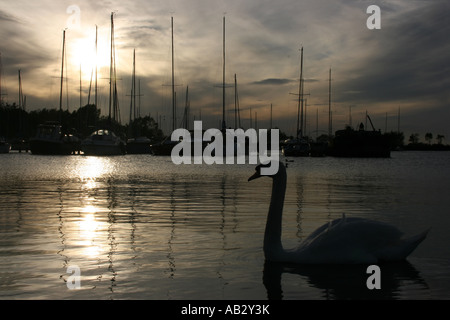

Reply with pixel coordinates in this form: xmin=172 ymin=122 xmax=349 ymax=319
xmin=249 ymin=162 xmax=428 ymax=264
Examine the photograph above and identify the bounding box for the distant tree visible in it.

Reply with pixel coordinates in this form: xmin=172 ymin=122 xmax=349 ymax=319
xmin=436 ymin=134 xmax=445 ymax=145
xmin=425 ymin=132 xmax=433 ymax=145
xmin=409 ymin=133 xmax=419 ymax=144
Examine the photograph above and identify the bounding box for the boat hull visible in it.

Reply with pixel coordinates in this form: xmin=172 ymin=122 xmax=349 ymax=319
xmin=82 ymin=144 xmax=125 ymax=156
xmin=329 ymin=128 xmax=391 ymax=158
xmin=126 ymin=138 xmax=152 ymax=154
xmin=29 ymin=137 xmax=81 ymax=155
xmin=81 ymin=129 xmax=126 ymax=156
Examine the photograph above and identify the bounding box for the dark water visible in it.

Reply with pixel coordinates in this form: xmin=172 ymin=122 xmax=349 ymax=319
xmin=0 ymin=151 xmax=449 ymax=300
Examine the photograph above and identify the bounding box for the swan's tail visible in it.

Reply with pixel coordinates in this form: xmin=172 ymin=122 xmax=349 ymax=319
xmin=379 ymin=229 xmax=430 ymax=262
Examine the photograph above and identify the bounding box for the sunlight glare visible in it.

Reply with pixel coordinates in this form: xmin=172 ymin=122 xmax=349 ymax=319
xmin=77 ymin=156 xmax=113 ymax=189
xmin=78 ymin=210 xmax=102 ymax=258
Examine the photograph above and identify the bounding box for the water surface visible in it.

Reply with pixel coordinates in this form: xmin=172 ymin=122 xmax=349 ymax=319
xmin=0 ymin=151 xmax=449 ymax=299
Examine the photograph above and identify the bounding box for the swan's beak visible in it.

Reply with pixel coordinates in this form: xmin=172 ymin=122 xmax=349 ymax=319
xmin=248 ymin=171 xmax=261 ymax=182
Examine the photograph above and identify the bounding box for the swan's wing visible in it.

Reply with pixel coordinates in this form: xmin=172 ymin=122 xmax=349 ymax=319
xmin=296 ymin=218 xmax=407 ymax=264
xmin=300 ymin=217 xmax=372 ymax=248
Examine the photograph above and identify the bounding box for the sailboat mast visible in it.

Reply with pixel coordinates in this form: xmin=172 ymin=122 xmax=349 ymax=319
xmin=59 ymin=29 xmax=66 ymax=116
xmin=328 ymin=68 xmax=332 ymax=137
xmin=95 ymin=25 xmax=98 ymax=109
xmin=298 ymin=47 xmax=303 ymax=138
xmin=270 ymin=103 xmax=273 ymax=129
xmin=109 ymin=13 xmax=114 ymax=123
xmin=222 ymin=16 xmax=226 ymax=131
xmin=0 ymin=53 xmax=2 ymax=105
xmin=234 ymin=74 xmax=237 ymax=129
xmin=133 ymin=48 xmax=136 ymax=120
xmin=171 ymin=16 xmax=175 ymax=132
xmin=79 ymin=64 xmax=82 ymax=110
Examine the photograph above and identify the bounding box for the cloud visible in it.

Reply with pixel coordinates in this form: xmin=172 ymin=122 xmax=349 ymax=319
xmin=252 ymin=78 xmax=294 ymax=86
xmin=0 ymin=0 xmax=448 ymax=137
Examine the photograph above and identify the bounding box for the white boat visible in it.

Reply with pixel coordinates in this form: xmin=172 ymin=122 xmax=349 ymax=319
xmin=81 ymin=129 xmax=125 ymax=156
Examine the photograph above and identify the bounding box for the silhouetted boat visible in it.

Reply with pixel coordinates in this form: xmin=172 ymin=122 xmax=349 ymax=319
xmin=30 ymin=122 xmax=80 ymax=155
xmin=282 ymin=138 xmax=310 ymax=157
xmin=127 ymin=136 xmax=152 ymax=154
xmin=0 ymin=137 xmax=11 ymax=153
xmin=30 ymin=30 xmax=81 ymax=155
xmin=81 ymin=129 xmax=125 ymax=156
xmin=81 ymin=13 xmax=126 ymax=156
xmin=329 ymin=119 xmax=390 ymax=158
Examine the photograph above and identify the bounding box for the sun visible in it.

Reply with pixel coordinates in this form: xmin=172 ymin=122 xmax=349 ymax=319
xmin=69 ymin=31 xmax=111 ymax=82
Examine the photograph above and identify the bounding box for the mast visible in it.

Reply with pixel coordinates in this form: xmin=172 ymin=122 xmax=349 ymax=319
xmin=184 ymin=86 xmax=189 ymax=130
xmin=222 ymin=16 xmax=226 ymax=131
xmin=59 ymin=29 xmax=66 ymax=118
xmin=328 ymin=68 xmax=332 ymax=137
xmin=95 ymin=25 xmax=98 ymax=109
xmin=171 ymin=16 xmax=175 ymax=132
xmin=270 ymin=103 xmax=273 ymax=129
xmin=0 ymin=53 xmax=2 ymax=105
xmin=109 ymin=12 xmax=114 ymax=123
xmin=79 ymin=64 xmax=82 ymax=110
xmin=299 ymin=47 xmax=304 ymax=138
xmin=18 ymin=70 xmax=23 ymax=109
xmin=296 ymin=47 xmax=303 ymax=138
xmin=234 ymin=74 xmax=237 ymax=129
xmin=128 ymin=48 xmax=136 ymax=124
xmin=133 ymin=49 xmax=136 ymax=120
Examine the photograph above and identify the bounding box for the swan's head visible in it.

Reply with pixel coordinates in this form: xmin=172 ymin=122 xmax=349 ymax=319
xmin=248 ymin=161 xmax=285 ymax=181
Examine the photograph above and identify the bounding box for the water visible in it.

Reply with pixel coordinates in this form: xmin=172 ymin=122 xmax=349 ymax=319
xmin=0 ymin=151 xmax=449 ymax=300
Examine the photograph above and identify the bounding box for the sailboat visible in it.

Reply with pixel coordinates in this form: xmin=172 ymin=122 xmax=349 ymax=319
xmin=30 ymin=30 xmax=81 ymax=155
xmin=151 ymin=16 xmax=181 ymax=156
xmin=81 ymin=13 xmax=126 ymax=156
xmin=282 ymin=46 xmax=310 ymax=157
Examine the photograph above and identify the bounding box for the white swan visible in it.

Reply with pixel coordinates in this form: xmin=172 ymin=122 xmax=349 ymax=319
xmin=248 ymin=162 xmax=429 ymax=264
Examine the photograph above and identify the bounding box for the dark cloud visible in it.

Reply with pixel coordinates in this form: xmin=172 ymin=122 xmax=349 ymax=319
xmin=252 ymin=78 xmax=294 ymax=85
xmin=336 ymin=2 xmax=450 ymax=105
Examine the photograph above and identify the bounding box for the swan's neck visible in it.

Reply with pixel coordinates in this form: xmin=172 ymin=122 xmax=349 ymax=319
xmin=264 ymin=168 xmax=286 ymax=260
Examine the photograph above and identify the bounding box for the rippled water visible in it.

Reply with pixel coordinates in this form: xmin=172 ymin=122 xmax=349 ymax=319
xmin=0 ymin=151 xmax=449 ymax=300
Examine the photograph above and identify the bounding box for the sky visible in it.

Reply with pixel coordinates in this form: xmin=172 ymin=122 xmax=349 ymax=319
xmin=0 ymin=0 xmax=449 ymax=140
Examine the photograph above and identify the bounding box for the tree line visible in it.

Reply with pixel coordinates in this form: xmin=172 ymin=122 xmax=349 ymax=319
xmin=0 ymin=103 xmax=164 ymax=143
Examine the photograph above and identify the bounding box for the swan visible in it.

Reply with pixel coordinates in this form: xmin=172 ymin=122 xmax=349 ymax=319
xmin=248 ymin=162 xmax=429 ymax=264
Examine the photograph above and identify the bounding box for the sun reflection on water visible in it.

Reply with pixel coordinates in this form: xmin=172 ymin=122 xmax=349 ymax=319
xmin=78 ymin=206 xmax=103 ymax=258
xmin=75 ymin=157 xmax=114 ymax=189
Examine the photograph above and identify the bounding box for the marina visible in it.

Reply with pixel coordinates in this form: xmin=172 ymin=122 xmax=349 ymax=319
xmin=0 ymin=1 xmax=448 ymax=304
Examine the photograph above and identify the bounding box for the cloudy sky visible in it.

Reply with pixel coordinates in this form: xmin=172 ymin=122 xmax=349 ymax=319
xmin=0 ymin=0 xmax=448 ymax=140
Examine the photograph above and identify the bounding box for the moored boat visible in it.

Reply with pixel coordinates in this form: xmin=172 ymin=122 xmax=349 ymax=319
xmin=81 ymin=129 xmax=125 ymax=156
